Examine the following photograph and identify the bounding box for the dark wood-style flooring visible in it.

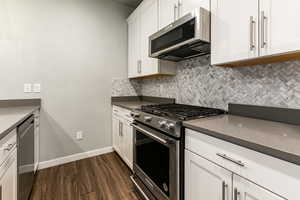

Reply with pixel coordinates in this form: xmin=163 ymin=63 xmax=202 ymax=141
xmin=30 ymin=152 xmax=142 ymax=200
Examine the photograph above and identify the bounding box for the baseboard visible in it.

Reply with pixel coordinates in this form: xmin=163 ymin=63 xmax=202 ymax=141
xmin=38 ymin=146 xmax=114 ymax=170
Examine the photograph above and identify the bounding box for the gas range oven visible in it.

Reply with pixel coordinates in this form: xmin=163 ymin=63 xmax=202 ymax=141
xmin=130 ymin=104 xmax=225 ymax=200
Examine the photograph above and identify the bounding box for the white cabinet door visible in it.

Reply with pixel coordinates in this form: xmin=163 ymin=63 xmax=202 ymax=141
xmin=122 ymin=121 xmax=133 ymax=169
xmin=233 ymin=174 xmax=286 ymax=200
xmin=259 ymin=0 xmax=300 ymax=57
xmin=140 ymin=0 xmax=159 ymax=76
xmin=179 ymin=0 xmax=210 ymax=17
xmin=0 ymin=152 xmax=17 ymax=200
xmin=112 ymin=115 xmax=121 ymax=155
xmin=185 ymin=150 xmax=232 ymax=200
xmin=159 ymin=0 xmax=178 ymax=29
xmin=127 ymin=10 xmax=141 ymax=78
xmin=211 ymin=0 xmax=259 ymax=65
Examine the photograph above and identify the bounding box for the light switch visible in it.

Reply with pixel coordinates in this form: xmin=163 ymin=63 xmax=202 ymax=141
xmin=24 ymin=84 xmax=32 ymax=93
xmin=33 ymin=83 xmax=41 ymax=93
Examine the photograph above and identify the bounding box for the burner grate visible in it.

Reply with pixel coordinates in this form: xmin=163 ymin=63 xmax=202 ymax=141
xmin=141 ymin=104 xmax=225 ymax=121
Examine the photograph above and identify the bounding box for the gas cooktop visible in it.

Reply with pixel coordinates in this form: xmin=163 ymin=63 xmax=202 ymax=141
xmin=140 ymin=103 xmax=225 ymax=121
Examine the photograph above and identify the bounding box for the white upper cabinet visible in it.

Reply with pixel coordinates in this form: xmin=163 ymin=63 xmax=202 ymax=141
xmin=211 ymin=0 xmax=300 ymax=66
xmin=211 ymin=0 xmax=259 ymax=65
xmin=127 ymin=0 xmax=176 ymax=78
xmin=159 ymin=0 xmax=210 ymax=29
xmin=127 ymin=10 xmax=141 ymax=78
xmin=179 ymin=0 xmax=210 ymax=17
xmin=158 ymin=0 xmax=178 ymax=29
xmin=185 ymin=150 xmax=232 ymax=200
xmin=259 ymin=0 xmax=300 ymax=57
xmin=140 ymin=0 xmax=159 ymax=76
xmin=233 ymin=174 xmax=285 ymax=200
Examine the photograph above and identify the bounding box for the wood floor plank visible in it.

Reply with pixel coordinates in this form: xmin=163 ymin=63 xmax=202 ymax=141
xmin=30 ymin=152 xmax=142 ymax=200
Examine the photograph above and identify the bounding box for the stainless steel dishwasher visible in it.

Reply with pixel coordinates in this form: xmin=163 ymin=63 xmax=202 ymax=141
xmin=17 ymin=115 xmax=35 ymax=200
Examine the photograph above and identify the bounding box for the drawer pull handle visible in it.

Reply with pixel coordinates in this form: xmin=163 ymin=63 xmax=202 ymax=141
xmin=217 ymin=153 xmax=245 ymax=167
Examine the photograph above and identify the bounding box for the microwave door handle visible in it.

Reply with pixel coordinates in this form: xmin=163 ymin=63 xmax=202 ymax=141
xmin=131 ymin=123 xmax=168 ymax=144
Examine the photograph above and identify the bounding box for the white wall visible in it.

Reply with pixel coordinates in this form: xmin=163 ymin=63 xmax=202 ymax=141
xmin=0 ymin=0 xmax=132 ymax=162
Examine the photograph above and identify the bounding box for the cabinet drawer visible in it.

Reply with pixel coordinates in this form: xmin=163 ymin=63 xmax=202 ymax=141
xmin=112 ymin=106 xmax=133 ymax=122
xmin=0 ymin=130 xmax=17 ymax=167
xmin=185 ymin=129 xmax=300 ymax=199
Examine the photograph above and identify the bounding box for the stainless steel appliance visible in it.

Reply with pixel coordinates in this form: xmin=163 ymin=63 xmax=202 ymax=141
xmin=130 ymin=104 xmax=225 ymax=200
xmin=149 ymin=8 xmax=211 ymax=62
xmin=17 ymin=115 xmax=35 ymax=200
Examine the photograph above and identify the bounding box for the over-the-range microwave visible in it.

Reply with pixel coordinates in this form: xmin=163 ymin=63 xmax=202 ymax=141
xmin=149 ymin=7 xmax=211 ymax=62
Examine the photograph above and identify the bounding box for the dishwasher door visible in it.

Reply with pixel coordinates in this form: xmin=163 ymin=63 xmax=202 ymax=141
xmin=17 ymin=115 xmax=35 ymax=200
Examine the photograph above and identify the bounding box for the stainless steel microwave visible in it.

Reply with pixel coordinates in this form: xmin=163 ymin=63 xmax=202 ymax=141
xmin=149 ymin=7 xmax=210 ymax=62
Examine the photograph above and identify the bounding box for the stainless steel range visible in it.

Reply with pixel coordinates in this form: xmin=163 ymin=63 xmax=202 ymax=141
xmin=130 ymin=104 xmax=225 ymax=200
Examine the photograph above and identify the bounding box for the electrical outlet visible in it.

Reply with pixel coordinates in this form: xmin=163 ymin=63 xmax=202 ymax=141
xmin=33 ymin=83 xmax=41 ymax=93
xmin=76 ymin=131 xmax=83 ymax=140
xmin=24 ymin=83 xmax=32 ymax=93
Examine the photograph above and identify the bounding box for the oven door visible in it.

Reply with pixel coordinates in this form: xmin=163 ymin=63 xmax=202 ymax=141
xmin=132 ymin=122 xmax=180 ymax=200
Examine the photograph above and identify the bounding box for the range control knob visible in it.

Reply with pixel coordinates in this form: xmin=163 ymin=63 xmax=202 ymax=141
xmin=144 ymin=116 xmax=153 ymax=122
xmin=158 ymin=120 xmax=167 ymax=128
xmin=166 ymin=123 xmax=175 ymax=130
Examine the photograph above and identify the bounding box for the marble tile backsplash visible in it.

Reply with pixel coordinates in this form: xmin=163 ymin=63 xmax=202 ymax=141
xmin=112 ymin=56 xmax=300 ymax=110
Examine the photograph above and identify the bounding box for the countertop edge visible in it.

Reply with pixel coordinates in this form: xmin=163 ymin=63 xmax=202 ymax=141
xmin=0 ymin=106 xmax=40 ymax=141
xmin=183 ymin=122 xmax=300 ymax=166
xmin=111 ymin=103 xmax=135 ymax=111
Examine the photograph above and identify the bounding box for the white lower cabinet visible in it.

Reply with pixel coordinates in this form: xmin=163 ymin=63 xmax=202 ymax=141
xmin=0 ymin=150 xmax=17 ymax=200
xmin=185 ymin=150 xmax=232 ymax=200
xmin=112 ymin=106 xmax=133 ymax=170
xmin=186 ymin=149 xmax=286 ymax=200
xmin=233 ymin=174 xmax=285 ymax=200
xmin=185 ymin=129 xmax=299 ymax=200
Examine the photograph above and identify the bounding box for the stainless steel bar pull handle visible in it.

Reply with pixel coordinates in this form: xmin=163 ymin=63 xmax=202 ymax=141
xmin=217 ymin=153 xmax=245 ymax=167
xmin=250 ymin=16 xmax=256 ymax=50
xmin=178 ymin=0 xmax=182 ymax=19
xmin=174 ymin=3 xmax=178 ymax=20
xmin=261 ymin=11 xmax=267 ymax=48
xmin=131 ymin=123 xmax=168 ymax=144
xmin=222 ymin=181 xmax=228 ymax=200
xmin=234 ymin=188 xmax=240 ymax=200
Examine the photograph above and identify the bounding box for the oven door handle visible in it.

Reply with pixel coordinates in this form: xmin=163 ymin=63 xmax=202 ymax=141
xmin=131 ymin=123 xmax=168 ymax=144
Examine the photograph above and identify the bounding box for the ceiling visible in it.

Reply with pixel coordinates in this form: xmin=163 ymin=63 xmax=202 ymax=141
xmin=114 ymin=0 xmax=142 ymax=8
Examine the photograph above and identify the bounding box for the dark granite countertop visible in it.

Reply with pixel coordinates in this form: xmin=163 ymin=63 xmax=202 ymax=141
xmin=0 ymin=99 xmax=41 ymax=140
xmin=111 ymin=96 xmax=175 ymax=111
xmin=112 ymin=101 xmax=159 ymax=110
xmin=183 ymin=114 xmax=300 ymax=166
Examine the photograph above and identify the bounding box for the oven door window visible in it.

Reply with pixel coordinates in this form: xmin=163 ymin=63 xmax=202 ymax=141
xmin=136 ymin=130 xmax=170 ymax=197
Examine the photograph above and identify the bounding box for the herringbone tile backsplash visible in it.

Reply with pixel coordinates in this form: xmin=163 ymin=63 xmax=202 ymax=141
xmin=112 ymin=56 xmax=300 ymax=110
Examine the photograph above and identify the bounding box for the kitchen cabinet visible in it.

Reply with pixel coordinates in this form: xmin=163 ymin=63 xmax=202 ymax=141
xmin=0 ymin=145 xmax=17 ymax=200
xmin=185 ymin=150 xmax=232 ymax=200
xmin=112 ymin=106 xmax=133 ymax=169
xmin=34 ymin=110 xmax=40 ymax=173
xmin=186 ymin=129 xmax=300 ymax=200
xmin=211 ymin=0 xmax=300 ymax=66
xmin=127 ymin=0 xmax=176 ymax=78
xmin=159 ymin=0 xmax=210 ymax=29
xmin=233 ymin=174 xmax=285 ymax=200
xmin=211 ymin=0 xmax=259 ymax=65
xmin=158 ymin=0 xmax=178 ymax=29
xmin=179 ymin=0 xmax=210 ymax=17
xmin=128 ymin=10 xmax=141 ymax=78
xmin=259 ymin=0 xmax=300 ymax=57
